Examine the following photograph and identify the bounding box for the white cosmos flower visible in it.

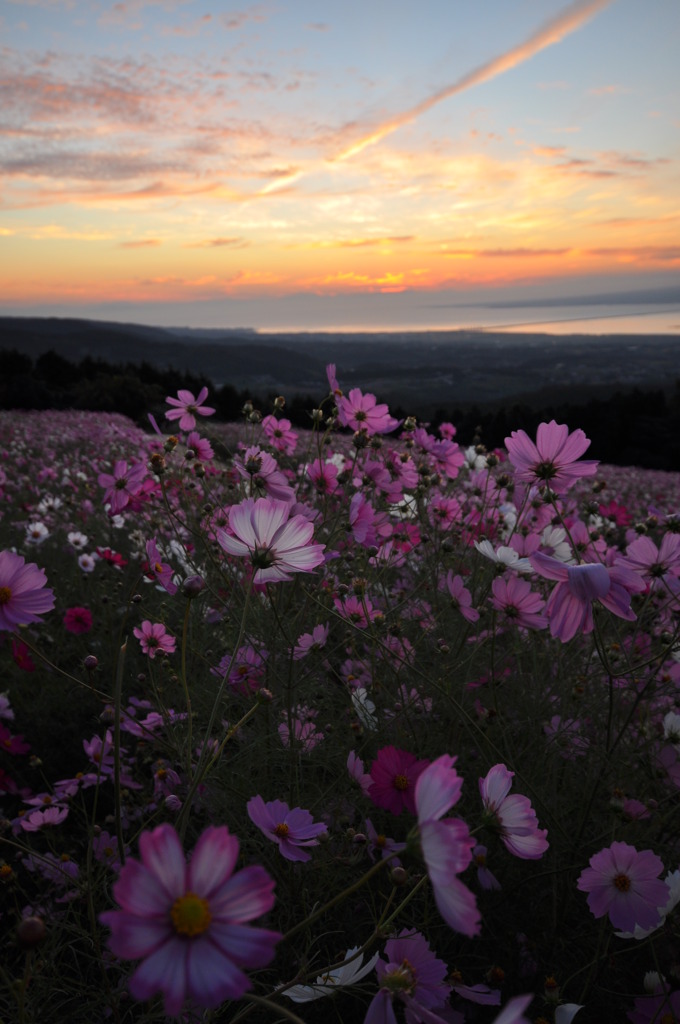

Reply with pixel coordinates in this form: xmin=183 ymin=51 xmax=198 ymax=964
xmin=352 ymin=688 xmax=377 ymax=731
xmin=283 ymin=947 xmax=379 ymax=1003
xmin=474 ymin=540 xmax=532 ymax=574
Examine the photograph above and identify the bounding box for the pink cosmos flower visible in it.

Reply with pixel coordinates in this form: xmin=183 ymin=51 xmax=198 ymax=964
xmin=444 ymin=571 xmax=479 ymax=623
xmin=133 ymin=621 xmax=176 ymax=659
xmin=0 ymin=723 xmax=31 ymax=754
xmin=365 ymin=818 xmax=406 ymax=863
xmin=307 ymin=458 xmax=341 ymax=495
xmin=246 ymin=796 xmax=327 ymax=862
xmin=347 ymin=751 xmax=373 ymax=796
xmin=505 ymin=420 xmax=598 ymax=493
xmin=530 ymin=551 xmax=646 ymax=642
xmin=336 ymin=387 xmax=400 ymax=435
xmin=100 ymin=823 xmax=280 ymax=1016
xmin=261 ymin=414 xmax=298 ymax=455
xmin=217 ymin=497 xmax=325 ymax=584
xmin=368 ymin=746 xmax=430 ymax=816
xmin=292 ymin=622 xmax=329 ymax=660
xmin=63 ymin=607 xmax=93 ymax=635
xmin=234 ymin=445 xmax=295 ymax=503
xmin=627 ymin=981 xmax=680 ymax=1024
xmin=165 ymin=387 xmax=215 ymax=431
xmin=490 ymin=575 xmax=548 ymax=630
xmin=186 ymin=430 xmax=214 ymax=462
xmin=0 ymin=551 xmax=55 ymax=631
xmin=473 ymin=844 xmax=501 ymax=891
xmin=20 ymin=806 xmax=69 ymax=831
xmin=414 ymin=754 xmax=481 ymax=937
xmin=97 ymin=460 xmax=147 ymax=514
xmin=617 ymin=533 xmax=680 ymax=590
xmin=143 ymin=538 xmax=178 ymax=596
xmin=577 ymin=841 xmax=668 ymax=932
xmin=364 ymin=929 xmax=452 ymax=1024
xmin=479 ymin=764 xmax=548 ymax=859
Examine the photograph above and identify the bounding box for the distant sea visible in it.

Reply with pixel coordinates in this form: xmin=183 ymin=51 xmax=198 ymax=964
xmin=257 ymin=307 xmax=680 ymax=336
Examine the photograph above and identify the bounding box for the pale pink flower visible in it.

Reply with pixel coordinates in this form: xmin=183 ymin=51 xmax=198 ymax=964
xmin=293 ymin=622 xmax=329 ymax=659
xmin=414 ymin=754 xmax=481 ymax=937
xmin=444 ymin=571 xmax=479 ymax=623
xmin=617 ymin=533 xmax=680 ymax=590
xmin=186 ymin=430 xmax=214 ymax=462
xmin=217 ymin=497 xmax=325 ymax=584
xmin=0 ymin=551 xmax=55 ymax=631
xmin=98 ymin=460 xmax=147 ymax=514
xmin=479 ymin=764 xmax=548 ymax=859
xmin=490 ymin=576 xmax=548 ymax=630
xmin=20 ymin=806 xmax=69 ymax=831
xmin=577 ymin=841 xmax=668 ymax=932
xmin=165 ymin=387 xmax=215 ymax=431
xmin=262 ymin=414 xmax=298 ymax=455
xmin=505 ymin=420 xmax=598 ymax=493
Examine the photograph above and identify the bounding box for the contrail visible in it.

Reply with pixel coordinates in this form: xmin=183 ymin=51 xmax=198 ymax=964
xmin=334 ymin=0 xmax=615 ymax=161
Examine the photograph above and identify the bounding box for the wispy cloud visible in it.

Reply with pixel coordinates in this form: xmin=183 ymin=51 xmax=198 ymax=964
xmin=332 ymin=0 xmax=615 ymax=161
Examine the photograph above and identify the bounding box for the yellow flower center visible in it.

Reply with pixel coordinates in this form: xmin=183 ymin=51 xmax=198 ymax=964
xmin=613 ymin=873 xmax=631 ymax=892
xmin=393 ymin=774 xmax=409 ymax=791
xmin=170 ymin=892 xmax=212 ymax=937
xmin=0 ymin=586 xmax=11 ymax=606
xmin=274 ymin=823 xmax=289 ymax=838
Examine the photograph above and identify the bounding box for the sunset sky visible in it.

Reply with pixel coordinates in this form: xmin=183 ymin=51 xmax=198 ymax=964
xmin=2 ymin=0 xmax=679 ymax=330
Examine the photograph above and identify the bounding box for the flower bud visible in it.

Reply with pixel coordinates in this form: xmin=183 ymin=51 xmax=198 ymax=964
xmin=181 ymin=575 xmax=205 ymax=598
xmin=17 ymin=916 xmax=46 ymax=950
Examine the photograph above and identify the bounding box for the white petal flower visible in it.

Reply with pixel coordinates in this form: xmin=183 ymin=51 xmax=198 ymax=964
xmin=284 ymin=947 xmax=380 ymax=1002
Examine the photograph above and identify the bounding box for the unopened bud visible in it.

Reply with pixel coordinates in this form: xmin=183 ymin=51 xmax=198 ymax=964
xmin=181 ymin=575 xmax=205 ymax=598
xmin=17 ymin=916 xmax=46 ymax=950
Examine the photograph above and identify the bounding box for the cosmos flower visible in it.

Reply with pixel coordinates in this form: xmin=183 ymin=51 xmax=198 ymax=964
xmin=577 ymin=841 xmax=668 ymax=932
xmin=368 ymin=746 xmax=430 ymax=816
xmin=133 ymin=621 xmax=176 ymax=659
xmin=284 ymin=946 xmax=380 ymax=1003
xmin=336 ymin=387 xmax=400 ymax=435
xmin=217 ymin=497 xmax=325 ymax=584
xmin=0 ymin=550 xmax=55 ymax=632
xmin=479 ymin=764 xmax=548 ymax=860
xmin=98 ymin=460 xmax=148 ymax=515
xmin=100 ymin=823 xmax=280 ymax=1016
xmin=364 ymin=929 xmax=452 ymax=1024
xmin=246 ymin=796 xmax=327 ymax=862
xmin=165 ymin=387 xmax=215 ymax=432
xmin=505 ymin=420 xmax=598 ymax=493
xmin=63 ymin=607 xmax=93 ymax=635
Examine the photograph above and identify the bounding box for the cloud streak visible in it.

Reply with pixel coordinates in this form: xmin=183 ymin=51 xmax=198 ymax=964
xmin=334 ymin=0 xmax=615 ymax=161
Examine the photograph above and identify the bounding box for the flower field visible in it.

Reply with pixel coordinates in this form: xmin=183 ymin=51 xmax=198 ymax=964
xmin=1 ymin=366 xmax=679 ymax=1024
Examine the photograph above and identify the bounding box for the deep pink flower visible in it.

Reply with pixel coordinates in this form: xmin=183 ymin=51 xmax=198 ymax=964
xmin=369 ymin=746 xmax=430 ymax=816
xmin=490 ymin=575 xmax=548 ymax=630
xmin=218 ymin=497 xmax=325 ymax=584
xmin=414 ymin=754 xmax=480 ymax=937
xmin=365 ymin=929 xmax=451 ymax=1024
xmin=505 ymin=420 xmax=598 ymax=493
xmin=100 ymin=823 xmax=280 ymax=1016
xmin=336 ymin=388 xmax=400 ymax=435
xmin=577 ymin=841 xmax=668 ymax=932
xmin=98 ymin=460 xmax=147 ymax=514
xmin=144 ymin=538 xmax=178 ymax=596
xmin=530 ymin=551 xmax=646 ymax=642
xmin=165 ymin=387 xmax=215 ymax=431
xmin=12 ymin=637 xmax=36 ymax=672
xmin=0 ymin=551 xmax=55 ymax=631
xmin=307 ymin=458 xmax=341 ymax=495
xmin=0 ymin=722 xmax=31 ymax=755
xmin=246 ymin=796 xmax=327 ymax=862
xmin=133 ymin=621 xmax=176 ymax=659
xmin=63 ymin=607 xmax=93 ymax=635
xmin=479 ymin=764 xmax=548 ymax=859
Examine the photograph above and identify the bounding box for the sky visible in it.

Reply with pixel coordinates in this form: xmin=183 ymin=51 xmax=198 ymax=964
xmin=1 ymin=0 xmax=679 ymax=332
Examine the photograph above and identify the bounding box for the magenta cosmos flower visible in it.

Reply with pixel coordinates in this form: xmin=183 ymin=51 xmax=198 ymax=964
xmin=133 ymin=621 xmax=176 ymax=659
xmin=577 ymin=841 xmax=668 ymax=933
xmin=165 ymin=387 xmax=215 ymax=432
xmin=530 ymin=551 xmax=645 ymax=642
xmin=414 ymin=754 xmax=481 ymax=937
xmin=364 ymin=929 xmax=452 ymax=1024
xmin=0 ymin=551 xmax=55 ymax=632
xmin=246 ymin=796 xmax=327 ymax=862
xmin=336 ymin=387 xmax=400 ymax=435
xmin=479 ymin=764 xmax=548 ymax=860
xmin=100 ymin=823 xmax=281 ymax=1016
xmin=217 ymin=498 xmax=325 ymax=584
xmin=144 ymin=537 xmax=178 ymax=596
xmin=368 ymin=746 xmax=430 ymax=816
xmin=63 ymin=607 xmax=93 ymax=635
xmin=505 ymin=420 xmax=598 ymax=493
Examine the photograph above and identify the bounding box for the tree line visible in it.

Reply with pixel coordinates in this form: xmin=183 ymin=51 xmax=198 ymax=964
xmin=1 ymin=347 xmax=679 ymax=470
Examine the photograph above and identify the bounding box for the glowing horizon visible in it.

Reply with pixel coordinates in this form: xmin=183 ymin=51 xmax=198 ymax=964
xmin=1 ymin=0 xmax=678 ymax=329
